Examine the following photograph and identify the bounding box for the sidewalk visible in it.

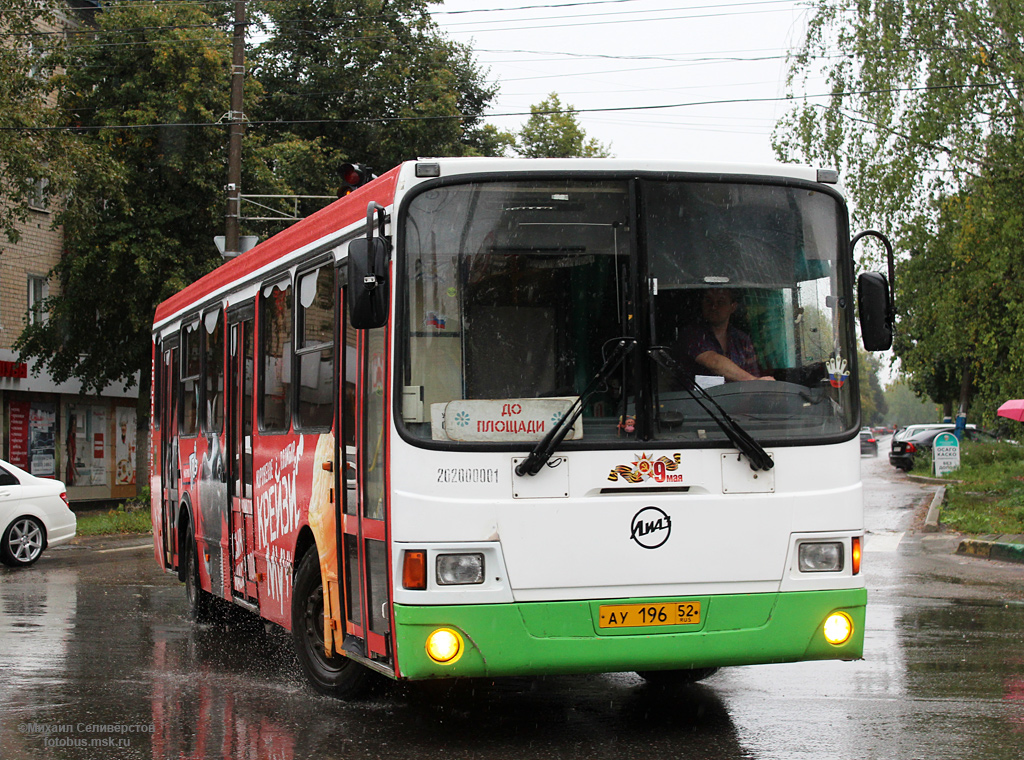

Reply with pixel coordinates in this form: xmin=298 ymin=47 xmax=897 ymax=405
xmin=909 ymin=476 xmax=1024 ymax=566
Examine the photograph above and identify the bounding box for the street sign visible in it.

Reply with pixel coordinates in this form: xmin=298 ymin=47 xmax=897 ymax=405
xmin=933 ymin=432 xmax=961 ymax=476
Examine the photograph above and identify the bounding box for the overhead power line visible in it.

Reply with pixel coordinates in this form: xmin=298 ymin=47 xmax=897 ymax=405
xmin=2 ymin=80 xmax=1020 ymax=133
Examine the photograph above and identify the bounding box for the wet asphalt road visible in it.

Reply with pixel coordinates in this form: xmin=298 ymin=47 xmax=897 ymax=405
xmin=2 ymin=446 xmax=1024 ymax=760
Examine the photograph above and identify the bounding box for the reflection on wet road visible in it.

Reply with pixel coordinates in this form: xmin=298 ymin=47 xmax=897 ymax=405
xmin=1 ymin=454 xmax=1023 ymax=760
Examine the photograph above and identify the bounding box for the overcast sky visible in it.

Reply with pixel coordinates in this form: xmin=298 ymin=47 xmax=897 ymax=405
xmin=428 ymin=0 xmax=818 ymax=165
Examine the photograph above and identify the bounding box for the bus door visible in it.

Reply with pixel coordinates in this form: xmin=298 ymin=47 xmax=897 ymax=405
xmin=338 ymin=277 xmax=392 ymax=664
xmin=227 ymin=308 xmax=258 ymax=603
xmin=159 ymin=340 xmax=180 ymax=569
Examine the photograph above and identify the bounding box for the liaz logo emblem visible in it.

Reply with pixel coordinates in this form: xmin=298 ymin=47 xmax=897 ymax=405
xmin=608 ymin=453 xmax=682 ymax=484
xmin=630 ymin=507 xmax=672 ymax=549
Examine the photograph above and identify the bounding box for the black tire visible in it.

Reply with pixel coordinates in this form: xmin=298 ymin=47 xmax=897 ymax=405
xmin=292 ymin=549 xmax=371 ymax=699
xmin=1 ymin=516 xmax=46 ymax=567
xmin=183 ymin=521 xmax=216 ymax=622
xmin=636 ymin=667 xmax=720 ymax=686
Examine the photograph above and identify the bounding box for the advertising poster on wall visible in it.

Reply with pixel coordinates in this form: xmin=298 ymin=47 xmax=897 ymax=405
xmin=115 ymin=407 xmax=137 ymax=485
xmin=8 ymin=400 xmax=30 ymax=470
xmin=65 ymin=405 xmax=108 ymax=486
xmin=28 ymin=403 xmax=56 ymax=478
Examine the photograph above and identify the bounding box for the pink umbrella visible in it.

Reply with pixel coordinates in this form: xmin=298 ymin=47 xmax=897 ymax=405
xmin=997 ymin=399 xmax=1024 ymax=422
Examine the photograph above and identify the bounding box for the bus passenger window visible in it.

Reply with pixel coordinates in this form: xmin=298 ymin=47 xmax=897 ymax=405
xmin=261 ymin=280 xmax=293 ymax=432
xmin=296 ymin=265 xmax=334 ymax=430
xmin=181 ymin=320 xmax=201 ymax=437
xmin=203 ymin=309 xmax=224 ymax=432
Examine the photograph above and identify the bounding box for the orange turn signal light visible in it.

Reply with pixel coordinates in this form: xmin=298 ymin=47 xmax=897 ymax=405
xmin=403 ymin=550 xmax=427 ymax=590
xmin=852 ymin=537 xmax=862 ymax=575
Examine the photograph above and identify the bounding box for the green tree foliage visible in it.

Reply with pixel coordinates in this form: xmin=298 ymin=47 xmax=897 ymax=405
xmin=774 ymin=0 xmax=1023 ymax=231
xmin=249 ymin=0 xmax=499 ymax=185
xmin=775 ymin=1 xmax=1024 ymax=423
xmin=16 ymin=2 xmax=232 ymax=394
xmin=857 ymin=348 xmax=888 ymax=427
xmin=897 ymin=171 xmax=1024 ymax=424
xmin=884 ymin=377 xmax=941 ymax=427
xmin=517 ymin=94 xmax=611 ymax=158
xmin=16 ymin=0 xmax=499 ymax=398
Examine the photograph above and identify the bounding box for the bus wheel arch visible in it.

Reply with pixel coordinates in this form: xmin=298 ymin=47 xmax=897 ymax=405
xmin=178 ymin=499 xmax=215 ymax=622
xmin=292 ymin=525 xmax=317 ymax=575
xmin=175 ymin=498 xmax=193 ymax=582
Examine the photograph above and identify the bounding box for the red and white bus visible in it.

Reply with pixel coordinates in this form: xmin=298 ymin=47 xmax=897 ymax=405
xmin=151 ymin=158 xmax=894 ymax=697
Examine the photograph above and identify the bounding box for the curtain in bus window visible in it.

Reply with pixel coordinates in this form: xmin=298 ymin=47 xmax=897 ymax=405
xmin=296 ymin=266 xmax=334 ymax=430
xmin=203 ymin=309 xmax=224 ymax=432
xmin=261 ymin=281 xmax=293 ymax=432
xmin=181 ymin=319 xmax=201 ymax=437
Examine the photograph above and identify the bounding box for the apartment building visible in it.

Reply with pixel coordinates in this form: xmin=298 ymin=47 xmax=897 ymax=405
xmin=1 ymin=0 xmax=140 ymax=504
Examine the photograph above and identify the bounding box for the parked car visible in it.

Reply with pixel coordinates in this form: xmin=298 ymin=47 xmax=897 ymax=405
xmin=892 ymin=423 xmax=954 ymax=443
xmin=0 ymin=459 xmax=76 ymax=567
xmin=860 ymin=427 xmax=879 ymax=456
xmin=889 ymin=427 xmax=996 ymax=471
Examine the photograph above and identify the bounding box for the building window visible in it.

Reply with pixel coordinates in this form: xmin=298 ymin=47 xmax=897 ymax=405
xmin=27 ymin=177 xmax=49 ymax=212
xmin=27 ymin=276 xmax=49 ymax=325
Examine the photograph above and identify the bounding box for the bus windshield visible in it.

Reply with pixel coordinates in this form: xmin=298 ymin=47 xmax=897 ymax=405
xmin=399 ymin=176 xmax=856 ymax=448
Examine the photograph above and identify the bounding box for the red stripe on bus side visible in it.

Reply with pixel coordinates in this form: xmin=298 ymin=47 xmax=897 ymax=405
xmin=154 ymin=166 xmax=400 ymax=323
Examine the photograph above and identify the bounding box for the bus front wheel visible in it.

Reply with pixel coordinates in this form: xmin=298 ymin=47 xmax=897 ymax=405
xmin=636 ymin=667 xmax=720 ymax=686
xmin=292 ymin=549 xmax=370 ymax=699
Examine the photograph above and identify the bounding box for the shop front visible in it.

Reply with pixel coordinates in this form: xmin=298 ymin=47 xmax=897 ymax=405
xmin=1 ymin=350 xmax=140 ymax=505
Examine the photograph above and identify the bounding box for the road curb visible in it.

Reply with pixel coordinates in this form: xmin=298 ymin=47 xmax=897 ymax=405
xmin=923 ymin=486 xmax=944 ymax=533
xmin=956 ymin=537 xmax=1024 ymax=565
xmin=907 ymin=474 xmax=963 ymax=485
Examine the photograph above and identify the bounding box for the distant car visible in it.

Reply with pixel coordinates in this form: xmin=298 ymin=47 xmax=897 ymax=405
xmin=860 ymin=428 xmax=878 ymax=456
xmin=889 ymin=427 xmax=996 ymax=471
xmin=0 ymin=459 xmax=76 ymax=567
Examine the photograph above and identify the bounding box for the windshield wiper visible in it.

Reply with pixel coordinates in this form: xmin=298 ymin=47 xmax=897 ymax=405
xmin=648 ymin=347 xmax=774 ymax=472
xmin=515 ymin=338 xmax=636 ymax=477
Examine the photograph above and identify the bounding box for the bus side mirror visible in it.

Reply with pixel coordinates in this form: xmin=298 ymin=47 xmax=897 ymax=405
xmin=852 ymin=229 xmax=895 ymax=352
xmin=858 ymin=271 xmax=892 ymax=351
xmin=349 ymin=202 xmax=391 ymax=329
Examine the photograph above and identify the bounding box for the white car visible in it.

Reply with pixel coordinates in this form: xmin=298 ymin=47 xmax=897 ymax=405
xmin=0 ymin=459 xmax=76 ymax=567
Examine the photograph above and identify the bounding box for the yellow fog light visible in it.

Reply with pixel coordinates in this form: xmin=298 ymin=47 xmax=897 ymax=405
xmin=425 ymin=628 xmax=464 ymax=664
xmin=823 ymin=612 xmax=854 ymax=646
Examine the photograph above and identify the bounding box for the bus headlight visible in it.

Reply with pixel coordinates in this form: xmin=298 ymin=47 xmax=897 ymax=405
xmin=425 ymin=628 xmax=464 ymax=664
xmin=436 ymin=553 xmax=484 ymax=585
xmin=798 ymin=542 xmax=844 ymax=572
xmin=823 ymin=612 xmax=854 ymax=645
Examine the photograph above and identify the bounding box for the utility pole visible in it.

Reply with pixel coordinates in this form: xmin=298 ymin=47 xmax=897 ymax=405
xmin=224 ymin=0 xmax=246 ymax=257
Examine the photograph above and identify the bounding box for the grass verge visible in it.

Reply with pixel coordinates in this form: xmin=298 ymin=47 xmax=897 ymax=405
xmin=913 ymin=442 xmax=1024 ymax=534
xmin=75 ymin=496 xmax=151 ymax=537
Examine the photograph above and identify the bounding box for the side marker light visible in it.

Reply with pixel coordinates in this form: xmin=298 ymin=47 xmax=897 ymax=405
xmin=402 ymin=550 xmax=427 ymax=590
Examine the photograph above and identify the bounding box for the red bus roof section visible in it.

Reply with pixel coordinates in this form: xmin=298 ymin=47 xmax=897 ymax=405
xmin=154 ymin=165 xmax=401 ymax=324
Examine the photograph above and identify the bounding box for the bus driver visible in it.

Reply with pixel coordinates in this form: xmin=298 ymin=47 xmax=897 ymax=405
xmin=680 ymin=288 xmax=774 ymax=383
